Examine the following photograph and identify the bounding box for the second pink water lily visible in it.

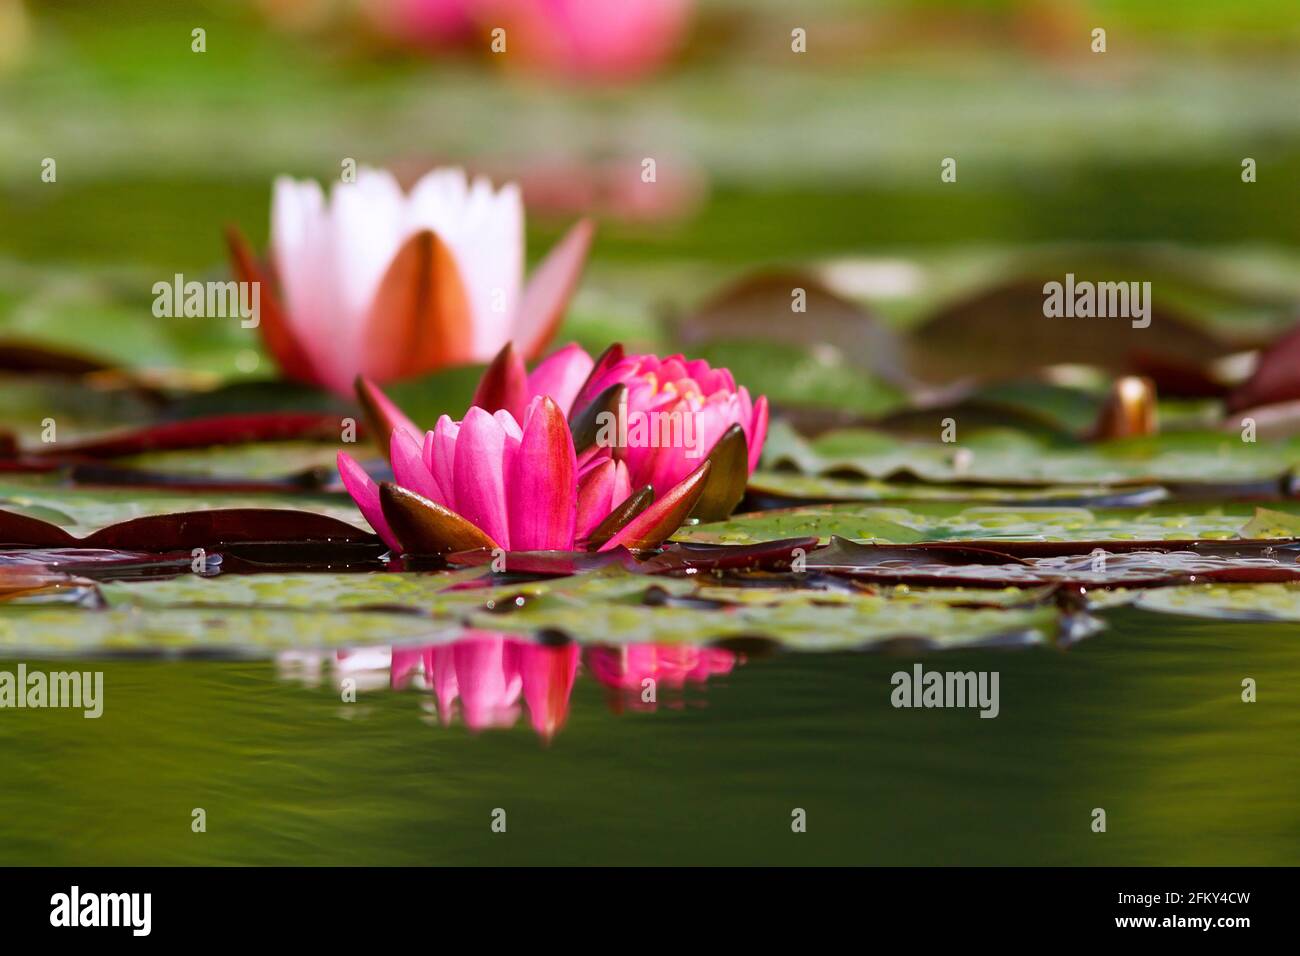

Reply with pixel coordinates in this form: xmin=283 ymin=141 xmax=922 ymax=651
xmin=339 ymin=393 xmax=711 ymax=555
xmin=470 ymin=342 xmax=768 ymax=518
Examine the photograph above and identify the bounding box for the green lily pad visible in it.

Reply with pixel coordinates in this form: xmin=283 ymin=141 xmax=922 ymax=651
xmin=8 ymin=560 xmax=1067 ymax=655
xmin=748 ymin=469 xmax=1169 ymax=505
xmin=465 ymin=585 xmax=1061 ymax=651
xmin=0 ymin=605 xmax=453 ymax=656
xmin=99 ymin=570 xmax=483 ymax=611
xmin=762 ymin=419 xmax=1300 ymax=485
xmin=1134 ymin=583 xmax=1300 ymax=621
xmin=680 ymin=502 xmax=1279 ymax=545
xmin=1240 ymin=508 xmax=1300 ymax=538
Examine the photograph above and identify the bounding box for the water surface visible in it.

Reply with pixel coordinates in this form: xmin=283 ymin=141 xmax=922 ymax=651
xmin=1 ymin=608 xmax=1294 ymax=865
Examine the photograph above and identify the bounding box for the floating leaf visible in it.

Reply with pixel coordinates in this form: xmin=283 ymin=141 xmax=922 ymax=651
xmin=802 ymin=537 xmax=1300 ymax=588
xmin=25 ymin=413 xmax=347 ymax=460
xmin=746 ymin=470 xmax=1170 ymax=507
xmin=678 ymin=271 xmax=908 ymax=386
xmin=1240 ymin=507 xmax=1300 ymax=538
xmin=681 ymin=500 xmax=1300 ymax=546
xmin=1134 ymin=583 xmax=1300 ymax=621
xmin=0 ymin=606 xmax=451 ymax=656
xmin=464 ymin=583 xmax=1062 ymax=652
xmin=0 ymin=481 xmax=364 ymax=530
xmin=905 ymin=275 xmax=1231 ymax=385
xmin=0 ymin=506 xmax=374 ymax=551
xmin=761 ymin=418 xmax=1300 ymax=488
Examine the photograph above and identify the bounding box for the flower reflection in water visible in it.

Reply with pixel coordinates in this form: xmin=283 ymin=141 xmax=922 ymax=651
xmin=584 ymin=645 xmax=741 ymax=714
xmin=277 ymin=633 xmax=742 ymax=739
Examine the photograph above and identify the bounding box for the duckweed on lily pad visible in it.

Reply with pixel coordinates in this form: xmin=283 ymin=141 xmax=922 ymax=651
xmin=1134 ymin=583 xmax=1300 ymax=621
xmin=762 ymin=420 xmax=1300 ymax=486
xmin=678 ymin=503 xmax=1281 ymax=545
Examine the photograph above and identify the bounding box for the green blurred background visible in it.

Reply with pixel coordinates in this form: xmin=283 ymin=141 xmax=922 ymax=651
xmin=2 ymin=0 xmax=1299 ymax=380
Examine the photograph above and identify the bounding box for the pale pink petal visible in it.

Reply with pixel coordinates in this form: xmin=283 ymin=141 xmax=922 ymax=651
xmin=390 ymin=646 xmax=427 ymax=689
xmin=526 ymin=343 xmax=595 ymax=416
xmin=512 ymin=219 xmax=594 ymax=359
xmin=453 ymin=634 xmax=522 ymax=730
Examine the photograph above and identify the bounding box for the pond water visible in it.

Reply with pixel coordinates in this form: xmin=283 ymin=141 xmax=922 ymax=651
xmin=1 ymin=607 xmax=1293 ymax=865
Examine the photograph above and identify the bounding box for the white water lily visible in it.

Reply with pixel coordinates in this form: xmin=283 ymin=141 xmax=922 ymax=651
xmin=229 ymin=166 xmax=593 ymax=396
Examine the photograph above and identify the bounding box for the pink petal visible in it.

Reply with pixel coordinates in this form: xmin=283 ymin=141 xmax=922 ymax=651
xmin=518 ymin=642 xmax=579 ymax=740
xmin=526 ymin=343 xmax=595 ymax=416
xmin=453 ymin=634 xmax=522 ymax=730
xmin=575 ymin=459 xmax=616 ymax=539
xmin=572 ymin=344 xmax=629 ymax=414
xmin=471 ymin=343 xmax=530 ymax=420
xmin=429 ymin=645 xmax=459 ymax=724
xmin=748 ymin=394 xmax=769 ymax=474
xmin=496 ymin=409 xmax=523 ymax=491
xmin=390 ymin=646 xmax=427 ymax=689
xmin=337 ymin=451 xmax=402 ymax=552
xmin=509 ymin=397 xmax=577 ymax=550
xmin=391 ymin=426 xmax=447 ymax=507
xmin=599 ymin=459 xmax=710 ymax=552
xmin=356 ymin=375 xmax=421 ymax=450
xmin=452 ymin=407 xmax=512 ymax=550
xmin=513 ymin=219 xmax=595 ymax=359
xmin=610 ymin=458 xmax=632 ymax=505
xmin=424 ymin=415 xmax=461 ymax=512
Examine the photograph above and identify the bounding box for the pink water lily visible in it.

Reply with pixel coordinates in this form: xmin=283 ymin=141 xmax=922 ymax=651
xmin=227 ymin=166 xmax=593 ymax=397
xmin=471 ymin=342 xmax=768 ymax=519
xmin=339 ymin=392 xmax=711 ymax=555
xmin=573 ymin=347 xmax=768 ymax=497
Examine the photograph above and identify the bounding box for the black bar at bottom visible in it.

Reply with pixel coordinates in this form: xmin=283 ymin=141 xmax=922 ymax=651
xmin=0 ymin=866 xmax=1283 ymax=940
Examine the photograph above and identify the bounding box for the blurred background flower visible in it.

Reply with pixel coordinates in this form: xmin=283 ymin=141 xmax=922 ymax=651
xmin=479 ymin=0 xmax=695 ymax=82
xmin=366 ymin=0 xmax=477 ymax=48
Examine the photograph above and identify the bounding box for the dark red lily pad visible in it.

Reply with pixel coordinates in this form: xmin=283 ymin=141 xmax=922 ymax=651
xmin=443 ymin=547 xmax=639 ymax=575
xmin=644 ymin=536 xmax=823 ymax=574
xmin=906 ymin=276 xmax=1231 ymax=386
xmin=1227 ymin=317 xmax=1300 ymax=412
xmin=25 ymin=412 xmax=350 ymax=460
xmin=803 ymin=536 xmax=1300 ymax=588
xmin=0 ymin=507 xmax=376 ymax=552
